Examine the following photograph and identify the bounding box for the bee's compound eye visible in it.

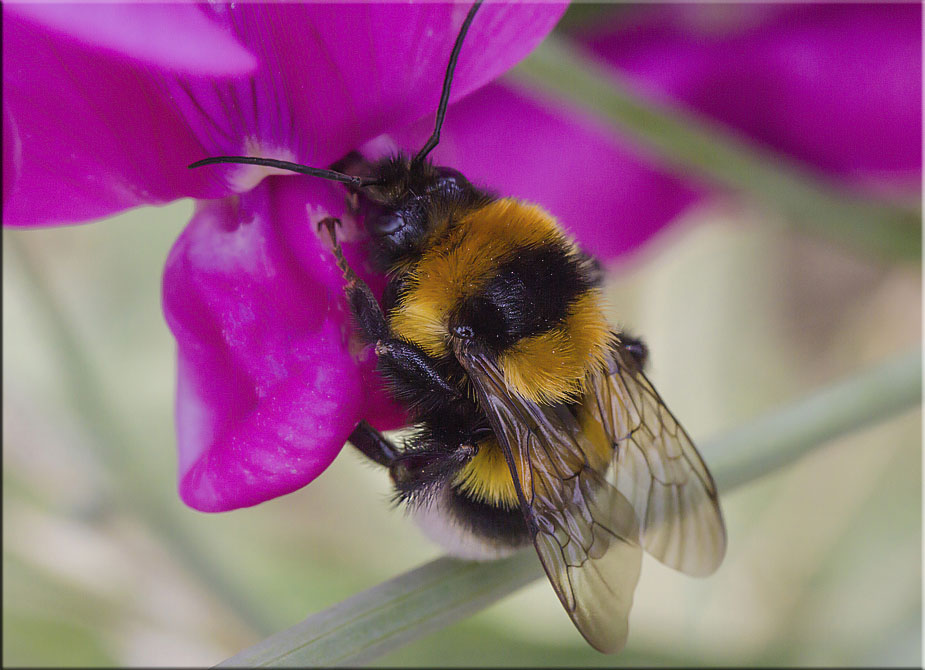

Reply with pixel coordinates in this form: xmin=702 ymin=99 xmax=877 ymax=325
xmin=371 ymin=200 xmax=424 ymax=238
xmin=371 ymin=211 xmax=406 ymax=236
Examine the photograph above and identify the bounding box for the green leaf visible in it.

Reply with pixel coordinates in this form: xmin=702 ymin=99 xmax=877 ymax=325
xmin=217 ymin=554 xmax=543 ymax=668
xmin=217 ymin=349 xmax=921 ymax=667
xmin=507 ymin=37 xmax=921 ymax=262
xmin=709 ymin=350 xmax=922 ymax=492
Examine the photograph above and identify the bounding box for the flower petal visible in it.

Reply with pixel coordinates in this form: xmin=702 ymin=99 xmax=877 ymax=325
xmin=164 ymin=176 xmax=405 ymax=511
xmin=392 ymin=83 xmax=701 ymax=260
xmin=5 ymin=3 xmax=256 ymax=75
xmin=172 ymin=3 xmax=568 ymax=188
xmin=390 ymin=3 xmax=919 ymax=261
xmin=268 ymin=177 xmax=409 ymax=433
xmin=2 ymin=10 xmax=240 ymax=226
xmin=581 ymin=4 xmax=921 ymax=192
xmin=3 ymin=98 xmax=20 ymax=207
xmin=4 ymin=3 xmax=566 ymax=227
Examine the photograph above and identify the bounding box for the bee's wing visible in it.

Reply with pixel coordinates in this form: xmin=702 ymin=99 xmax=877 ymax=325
xmin=461 ymin=349 xmax=644 ymax=653
xmin=459 ymin=342 xmax=726 ymax=653
xmin=588 ymin=343 xmax=727 ymax=577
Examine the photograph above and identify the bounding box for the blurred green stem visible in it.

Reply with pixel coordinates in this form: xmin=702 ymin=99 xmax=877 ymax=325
xmin=217 ymin=349 xmax=921 ymax=667
xmin=508 ymin=37 xmax=921 ymax=261
xmin=710 ymin=350 xmax=921 ymax=491
xmin=7 ymin=235 xmax=277 ymax=636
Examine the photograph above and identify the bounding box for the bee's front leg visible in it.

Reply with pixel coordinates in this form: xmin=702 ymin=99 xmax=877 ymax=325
xmin=318 ymin=217 xmax=463 ymax=411
xmin=317 ymin=217 xmax=390 ymax=344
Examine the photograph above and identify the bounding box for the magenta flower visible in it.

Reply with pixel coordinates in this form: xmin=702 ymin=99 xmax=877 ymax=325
xmin=3 ymin=4 xmax=918 ymax=513
xmin=577 ymin=4 xmax=921 ymax=196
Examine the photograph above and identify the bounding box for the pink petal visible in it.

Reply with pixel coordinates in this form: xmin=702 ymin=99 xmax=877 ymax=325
xmin=2 ymin=11 xmax=238 ymax=226
xmin=178 ymin=3 xmax=568 ymax=181
xmin=3 ymin=99 xmax=19 ymax=207
xmin=393 ymin=83 xmax=701 ymax=260
xmin=164 ymin=176 xmax=406 ymax=511
xmin=388 ymin=4 xmax=919 ymax=262
xmin=581 ymin=4 xmax=921 ymax=192
xmin=174 ymin=316 xmax=363 ymax=513
xmin=360 ymin=369 xmax=409 ymax=432
xmin=5 ymin=3 xmax=256 ymax=75
xmin=267 ymin=177 xmax=409 ymax=432
xmin=4 ymin=3 xmax=566 ymax=227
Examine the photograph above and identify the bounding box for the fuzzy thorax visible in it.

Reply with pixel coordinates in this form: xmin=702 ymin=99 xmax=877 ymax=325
xmin=390 ymin=197 xmax=610 ymax=404
xmin=390 ymin=198 xmax=569 ymax=359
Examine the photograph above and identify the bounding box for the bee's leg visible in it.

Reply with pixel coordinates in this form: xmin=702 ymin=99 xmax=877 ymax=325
xmin=349 ymin=423 xmax=478 ymax=501
xmin=317 ymin=217 xmax=390 ymax=344
xmin=318 ymin=217 xmax=464 ymax=409
xmin=375 ymin=339 xmax=462 ymax=403
xmin=618 ymin=332 xmax=649 ymax=372
xmin=348 ymin=419 xmax=400 ymax=467
xmin=390 ymin=442 xmax=477 ymax=496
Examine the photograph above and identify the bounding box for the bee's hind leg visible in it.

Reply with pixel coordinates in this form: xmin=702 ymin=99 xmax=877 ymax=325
xmin=348 ymin=419 xmax=400 ymax=467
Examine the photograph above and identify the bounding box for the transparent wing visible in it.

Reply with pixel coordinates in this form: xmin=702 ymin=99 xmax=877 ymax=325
xmin=586 ymin=342 xmax=727 ymax=576
xmin=461 ymin=349 xmax=644 ymax=653
xmin=458 ymin=339 xmax=726 ymax=653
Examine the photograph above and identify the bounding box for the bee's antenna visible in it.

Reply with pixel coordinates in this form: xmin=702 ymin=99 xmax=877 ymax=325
xmin=188 ymin=156 xmax=382 ymax=188
xmin=192 ymin=2 xmax=482 ymax=183
xmin=411 ymin=0 xmax=483 ymax=166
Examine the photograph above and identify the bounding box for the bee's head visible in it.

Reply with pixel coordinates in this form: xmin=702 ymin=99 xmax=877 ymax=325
xmin=188 ymin=0 xmax=484 ymax=268
xmin=359 ymin=155 xmax=475 ymax=267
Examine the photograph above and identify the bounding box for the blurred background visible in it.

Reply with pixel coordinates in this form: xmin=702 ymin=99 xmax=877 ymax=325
xmin=3 ymin=4 xmax=921 ymax=667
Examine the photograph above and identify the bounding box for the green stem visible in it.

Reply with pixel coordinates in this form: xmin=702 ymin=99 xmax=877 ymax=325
xmin=508 ymin=37 xmax=921 ymax=262
xmin=218 ymin=554 xmax=543 ymax=668
xmin=711 ymin=350 xmax=921 ymax=491
xmin=6 ymin=235 xmax=277 ymax=637
xmin=216 ymin=349 xmax=921 ymax=667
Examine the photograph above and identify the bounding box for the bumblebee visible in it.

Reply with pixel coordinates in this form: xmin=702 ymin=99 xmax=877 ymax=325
xmin=191 ymin=1 xmax=726 ymax=653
